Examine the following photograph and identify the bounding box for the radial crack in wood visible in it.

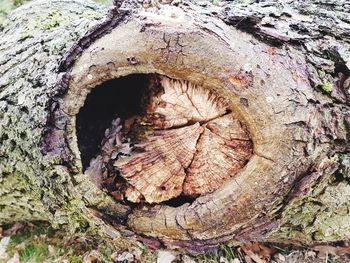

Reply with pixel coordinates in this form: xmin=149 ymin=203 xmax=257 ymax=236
xmin=150 ymin=77 xmax=231 ymax=129
xmin=183 ymin=115 xmax=253 ymax=197
xmin=115 ymin=123 xmax=203 ymax=203
xmin=86 ymin=75 xmax=253 ymax=205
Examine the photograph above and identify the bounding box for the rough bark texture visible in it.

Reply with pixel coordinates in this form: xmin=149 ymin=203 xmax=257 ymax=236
xmin=0 ymin=0 xmax=130 ymax=247
xmin=0 ymin=0 xmax=109 ymax=224
xmin=0 ymin=0 xmax=349 ymax=253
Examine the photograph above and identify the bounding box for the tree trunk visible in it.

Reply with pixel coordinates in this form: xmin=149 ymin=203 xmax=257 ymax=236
xmin=0 ymin=0 xmax=349 ymax=253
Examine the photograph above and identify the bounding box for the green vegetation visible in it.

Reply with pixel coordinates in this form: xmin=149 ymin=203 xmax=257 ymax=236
xmin=0 ymin=223 xmax=257 ymax=263
xmin=322 ymin=79 xmax=332 ymax=93
xmin=2 ymin=222 xmax=91 ymax=263
xmin=317 ymin=70 xmax=332 ymax=93
xmin=19 ymin=244 xmax=49 ymax=263
xmin=190 ymin=245 xmax=244 ymax=263
xmin=272 ymin=154 xmax=350 ymax=243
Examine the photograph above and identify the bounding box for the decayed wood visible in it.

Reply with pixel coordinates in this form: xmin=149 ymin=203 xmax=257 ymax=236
xmin=183 ymin=114 xmax=252 ymax=197
xmin=0 ymin=0 xmax=349 ymax=253
xmin=151 ymin=77 xmax=230 ymax=129
xmin=87 ymin=76 xmax=253 ymax=203
xmin=115 ymin=123 xmax=202 ymax=203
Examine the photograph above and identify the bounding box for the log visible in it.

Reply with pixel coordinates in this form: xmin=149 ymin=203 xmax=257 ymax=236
xmin=0 ymin=0 xmax=349 ymax=253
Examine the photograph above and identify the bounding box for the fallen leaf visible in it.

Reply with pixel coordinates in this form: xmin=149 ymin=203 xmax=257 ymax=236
xmin=244 ymin=255 xmax=254 ymax=263
xmin=82 ymin=250 xmax=102 ymax=263
xmin=132 ymin=248 xmax=143 ymax=261
xmin=48 ymin=244 xmax=56 ymax=255
xmin=313 ymin=245 xmax=350 ymax=256
xmin=182 ymin=255 xmax=196 ymax=263
xmin=136 ymin=236 xmax=162 ymax=250
xmin=157 ymin=250 xmax=177 ymax=263
xmin=111 ymin=251 xmax=135 ymax=262
xmin=0 ymin=236 xmax=10 ymax=260
xmin=220 ymin=256 xmax=230 ymax=263
xmin=7 ymin=252 xmax=20 ymax=263
xmin=3 ymin=223 xmax=23 ymax=236
xmin=240 ymin=242 xmax=275 ymax=263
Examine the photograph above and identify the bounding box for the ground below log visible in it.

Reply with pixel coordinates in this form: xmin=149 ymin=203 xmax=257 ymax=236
xmin=1 ymin=222 xmax=350 ymax=263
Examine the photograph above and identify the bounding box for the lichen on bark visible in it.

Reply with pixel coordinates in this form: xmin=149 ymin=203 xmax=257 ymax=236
xmin=271 ymin=154 xmax=350 ymax=243
xmin=0 ymin=0 xmax=108 ymax=226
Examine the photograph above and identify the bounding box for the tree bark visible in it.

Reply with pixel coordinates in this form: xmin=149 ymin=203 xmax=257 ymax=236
xmin=0 ymin=0 xmax=349 ymax=253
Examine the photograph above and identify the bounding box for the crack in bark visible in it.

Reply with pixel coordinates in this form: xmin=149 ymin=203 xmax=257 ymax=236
xmin=58 ymin=7 xmax=129 ymax=73
xmin=174 ymin=218 xmax=193 ymax=240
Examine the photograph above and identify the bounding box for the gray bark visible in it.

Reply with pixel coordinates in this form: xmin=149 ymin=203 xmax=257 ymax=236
xmin=0 ymin=0 xmax=113 ymax=231
xmin=0 ymin=0 xmax=349 ymax=253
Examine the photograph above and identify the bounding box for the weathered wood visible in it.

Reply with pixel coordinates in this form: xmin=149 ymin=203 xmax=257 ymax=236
xmin=0 ymin=0 xmax=349 ymax=253
xmin=96 ymin=75 xmax=253 ymax=203
xmin=115 ymin=121 xmax=203 ymax=203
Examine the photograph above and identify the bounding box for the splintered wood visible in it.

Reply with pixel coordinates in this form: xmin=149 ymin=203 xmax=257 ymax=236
xmin=183 ymin=115 xmax=252 ymax=196
xmin=115 ymin=123 xmax=203 ymax=203
xmin=88 ymin=76 xmax=253 ymax=204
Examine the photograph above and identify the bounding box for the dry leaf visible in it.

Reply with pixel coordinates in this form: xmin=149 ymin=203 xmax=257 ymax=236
xmin=241 ymin=242 xmax=275 ymax=263
xmin=82 ymin=250 xmax=102 ymax=263
xmin=112 ymin=251 xmax=135 ymax=262
xmin=7 ymin=252 xmax=20 ymax=263
xmin=313 ymin=245 xmax=350 ymax=256
xmin=156 ymin=250 xmax=177 ymax=263
xmin=220 ymin=256 xmax=230 ymax=263
xmin=0 ymin=236 xmax=10 ymax=260
xmin=182 ymin=255 xmax=196 ymax=263
xmin=3 ymin=223 xmax=23 ymax=236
